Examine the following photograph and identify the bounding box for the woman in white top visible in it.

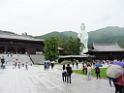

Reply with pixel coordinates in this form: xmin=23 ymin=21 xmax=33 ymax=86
xmin=62 ymin=69 xmax=67 ymax=82
xmin=87 ymin=64 xmax=92 ymax=80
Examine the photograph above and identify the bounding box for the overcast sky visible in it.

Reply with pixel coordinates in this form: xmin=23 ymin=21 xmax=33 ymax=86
xmin=0 ymin=0 xmax=124 ymax=36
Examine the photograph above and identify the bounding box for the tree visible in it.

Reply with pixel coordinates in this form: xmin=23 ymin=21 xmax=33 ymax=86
xmin=60 ymin=37 xmax=82 ymax=55
xmin=44 ymin=37 xmax=59 ymax=61
xmin=73 ymin=38 xmax=82 ymax=55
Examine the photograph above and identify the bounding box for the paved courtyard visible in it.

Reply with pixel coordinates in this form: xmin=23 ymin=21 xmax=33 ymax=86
xmin=0 ymin=65 xmax=115 ymax=93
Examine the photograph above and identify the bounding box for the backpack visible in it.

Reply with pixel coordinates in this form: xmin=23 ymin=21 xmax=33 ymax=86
xmin=1 ymin=58 xmax=5 ymax=64
xmin=95 ymin=68 xmax=100 ymax=73
xmin=115 ymin=76 xmax=124 ymax=86
xmin=68 ymin=67 xmax=73 ymax=74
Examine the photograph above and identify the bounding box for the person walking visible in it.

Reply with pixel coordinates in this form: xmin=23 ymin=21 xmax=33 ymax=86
xmin=14 ymin=59 xmax=19 ymax=69
xmin=108 ymin=77 xmax=113 ymax=87
xmin=44 ymin=62 xmax=47 ymax=70
xmin=82 ymin=63 xmax=87 ymax=75
xmin=95 ymin=67 xmax=101 ymax=79
xmin=113 ymin=75 xmax=124 ymax=93
xmin=1 ymin=56 xmax=5 ymax=69
xmin=62 ymin=66 xmax=67 ymax=82
xmin=62 ymin=64 xmax=65 ymax=70
xmin=25 ymin=62 xmax=28 ymax=70
xmin=76 ymin=60 xmax=79 ymax=69
xmin=72 ymin=62 xmax=74 ymax=68
xmin=18 ymin=62 xmax=21 ymax=69
xmin=51 ymin=61 xmax=55 ymax=69
xmin=87 ymin=64 xmax=92 ymax=80
xmin=66 ymin=64 xmax=72 ymax=84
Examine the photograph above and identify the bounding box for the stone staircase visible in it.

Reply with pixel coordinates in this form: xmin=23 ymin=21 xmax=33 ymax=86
xmin=29 ymin=54 xmax=45 ymax=65
xmin=0 ymin=54 xmax=32 ymax=66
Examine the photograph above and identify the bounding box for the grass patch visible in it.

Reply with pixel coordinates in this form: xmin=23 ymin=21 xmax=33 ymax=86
xmin=73 ymin=68 xmax=107 ymax=78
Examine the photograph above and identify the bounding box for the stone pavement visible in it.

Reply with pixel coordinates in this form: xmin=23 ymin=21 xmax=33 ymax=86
xmin=0 ymin=65 xmax=115 ymax=93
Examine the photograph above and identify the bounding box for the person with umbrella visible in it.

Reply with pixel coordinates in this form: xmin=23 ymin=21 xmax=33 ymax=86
xmin=113 ymin=61 xmax=124 ymax=93
xmin=94 ymin=63 xmax=102 ymax=79
xmin=114 ymin=75 xmax=124 ymax=93
xmin=95 ymin=67 xmax=101 ymax=79
xmin=106 ymin=61 xmax=124 ymax=93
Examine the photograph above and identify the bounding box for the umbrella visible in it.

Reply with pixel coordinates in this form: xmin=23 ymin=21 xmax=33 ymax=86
xmin=44 ymin=60 xmax=50 ymax=64
xmin=51 ymin=61 xmax=56 ymax=63
xmin=94 ymin=63 xmax=103 ymax=68
xmin=61 ymin=61 xmax=72 ymax=65
xmin=106 ymin=65 xmax=123 ymax=79
xmin=113 ymin=61 xmax=124 ymax=68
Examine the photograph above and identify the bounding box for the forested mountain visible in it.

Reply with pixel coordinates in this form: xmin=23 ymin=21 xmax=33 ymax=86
xmin=35 ymin=26 xmax=124 ymax=48
xmin=34 ymin=31 xmax=78 ymax=39
xmin=88 ymin=26 xmax=124 ymax=48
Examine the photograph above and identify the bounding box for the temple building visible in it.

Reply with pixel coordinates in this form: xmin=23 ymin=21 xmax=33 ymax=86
xmin=87 ymin=42 xmax=124 ymax=60
xmin=0 ymin=31 xmax=44 ymax=54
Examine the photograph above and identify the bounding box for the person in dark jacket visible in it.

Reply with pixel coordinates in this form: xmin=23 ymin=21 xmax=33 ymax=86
xmin=66 ymin=64 xmax=72 ymax=83
xmin=1 ymin=56 xmax=5 ymax=68
xmin=51 ymin=62 xmax=54 ymax=69
xmin=62 ymin=64 xmax=65 ymax=70
xmin=95 ymin=67 xmax=101 ymax=79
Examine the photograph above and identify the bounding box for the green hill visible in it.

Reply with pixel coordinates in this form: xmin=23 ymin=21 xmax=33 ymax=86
xmin=88 ymin=26 xmax=124 ymax=48
xmin=34 ymin=26 xmax=124 ymax=48
xmin=34 ymin=31 xmax=78 ymax=39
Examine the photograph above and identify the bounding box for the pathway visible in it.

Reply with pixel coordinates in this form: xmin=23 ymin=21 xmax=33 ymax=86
xmin=0 ymin=65 xmax=115 ymax=93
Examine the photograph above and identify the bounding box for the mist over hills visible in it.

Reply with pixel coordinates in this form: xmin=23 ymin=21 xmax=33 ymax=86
xmin=1 ymin=26 xmax=124 ymax=48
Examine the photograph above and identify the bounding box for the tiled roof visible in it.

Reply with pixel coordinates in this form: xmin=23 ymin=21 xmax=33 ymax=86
xmin=0 ymin=34 xmax=43 ymax=42
xmin=91 ymin=42 xmax=124 ymax=52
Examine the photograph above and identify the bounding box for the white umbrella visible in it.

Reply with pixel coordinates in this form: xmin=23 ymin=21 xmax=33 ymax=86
xmin=106 ymin=65 xmax=123 ymax=79
xmin=61 ymin=61 xmax=72 ymax=65
xmin=51 ymin=61 xmax=56 ymax=63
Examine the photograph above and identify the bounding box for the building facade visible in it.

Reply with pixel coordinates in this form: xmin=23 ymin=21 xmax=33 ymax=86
xmin=0 ymin=32 xmax=44 ymax=54
xmin=87 ymin=42 xmax=124 ymax=60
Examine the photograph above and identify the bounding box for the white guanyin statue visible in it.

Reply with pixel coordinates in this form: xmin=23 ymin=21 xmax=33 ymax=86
xmin=78 ymin=23 xmax=88 ymax=54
